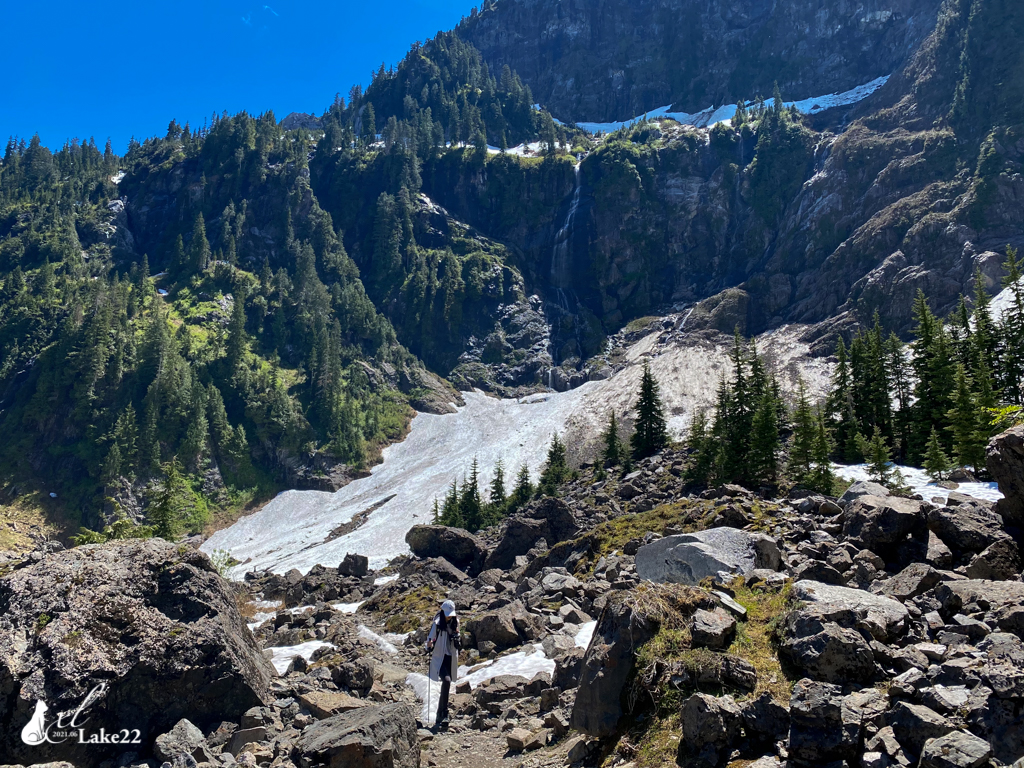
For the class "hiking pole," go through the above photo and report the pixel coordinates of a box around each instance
[426,648,432,727]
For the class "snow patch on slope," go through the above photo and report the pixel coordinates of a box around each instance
[834,464,1002,504]
[564,75,890,134]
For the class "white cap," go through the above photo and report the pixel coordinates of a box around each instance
[441,600,456,617]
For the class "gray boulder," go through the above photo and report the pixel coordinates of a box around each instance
[404,525,487,575]
[934,579,1024,615]
[839,480,891,504]
[485,498,579,570]
[919,730,992,768]
[842,494,925,555]
[928,501,1010,553]
[154,719,206,762]
[792,580,909,641]
[882,562,942,601]
[570,594,658,737]
[887,702,953,757]
[690,608,736,650]
[741,693,790,745]
[466,607,521,650]
[680,693,742,763]
[987,425,1024,526]
[338,553,369,578]
[965,538,1021,580]
[292,702,419,768]
[635,527,780,585]
[0,539,273,766]
[788,679,848,764]
[782,616,876,683]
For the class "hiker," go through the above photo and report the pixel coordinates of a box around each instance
[426,599,461,728]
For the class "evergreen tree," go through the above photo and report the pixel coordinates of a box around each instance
[601,411,622,467]
[923,427,952,482]
[539,433,568,495]
[862,427,902,489]
[188,213,211,274]
[999,246,1024,403]
[508,463,533,513]
[946,364,986,472]
[630,361,668,458]
[459,458,483,531]
[438,479,462,527]
[789,378,816,484]
[749,392,780,485]
[148,459,205,539]
[686,408,715,485]
[809,410,835,493]
[488,458,507,508]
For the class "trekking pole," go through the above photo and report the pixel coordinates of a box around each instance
[426,650,432,726]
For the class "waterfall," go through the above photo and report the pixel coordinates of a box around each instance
[551,162,582,293]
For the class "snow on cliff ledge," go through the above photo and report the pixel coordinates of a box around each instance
[563,75,890,134]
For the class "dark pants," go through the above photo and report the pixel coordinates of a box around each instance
[435,654,452,724]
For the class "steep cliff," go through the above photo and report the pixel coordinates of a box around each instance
[460,0,943,123]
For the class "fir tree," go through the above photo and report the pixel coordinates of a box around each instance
[809,410,835,493]
[946,364,986,472]
[686,408,715,485]
[630,361,668,458]
[188,213,211,274]
[539,433,568,495]
[459,458,483,531]
[923,427,952,482]
[601,411,622,467]
[749,392,780,485]
[508,463,533,512]
[489,458,507,508]
[789,378,816,484]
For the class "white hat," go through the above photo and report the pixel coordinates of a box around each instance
[441,600,456,617]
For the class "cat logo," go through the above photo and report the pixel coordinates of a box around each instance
[20,700,48,745]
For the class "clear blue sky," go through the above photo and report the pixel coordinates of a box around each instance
[1,1,477,152]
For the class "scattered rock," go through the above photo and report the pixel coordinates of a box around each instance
[690,608,736,650]
[919,730,993,768]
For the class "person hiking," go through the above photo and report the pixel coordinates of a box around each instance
[425,599,460,729]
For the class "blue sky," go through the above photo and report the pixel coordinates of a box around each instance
[1,1,477,152]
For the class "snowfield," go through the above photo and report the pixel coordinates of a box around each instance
[834,464,1002,504]
[564,75,890,134]
[204,323,833,577]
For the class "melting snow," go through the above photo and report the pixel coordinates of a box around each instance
[564,76,890,134]
[205,388,595,576]
[358,625,400,655]
[266,640,333,675]
[406,644,556,724]
[834,464,1002,504]
[374,574,399,586]
[990,281,1022,324]
[205,324,834,578]
[111,171,125,184]
[332,600,365,614]
[575,620,597,649]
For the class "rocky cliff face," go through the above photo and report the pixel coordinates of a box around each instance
[460,0,942,122]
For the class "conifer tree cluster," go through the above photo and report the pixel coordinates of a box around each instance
[435,456,534,532]
[824,249,1024,481]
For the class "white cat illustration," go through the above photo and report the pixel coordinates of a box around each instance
[20,700,48,746]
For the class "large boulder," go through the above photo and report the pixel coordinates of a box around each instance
[0,539,273,766]
[964,538,1022,580]
[792,580,909,641]
[934,579,1024,616]
[485,498,579,570]
[927,500,1010,554]
[679,693,742,764]
[635,527,780,585]
[842,495,925,556]
[988,425,1024,526]
[788,679,848,765]
[570,593,658,737]
[292,702,419,768]
[466,607,522,651]
[839,481,891,505]
[781,615,877,683]
[919,730,992,768]
[404,525,487,576]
